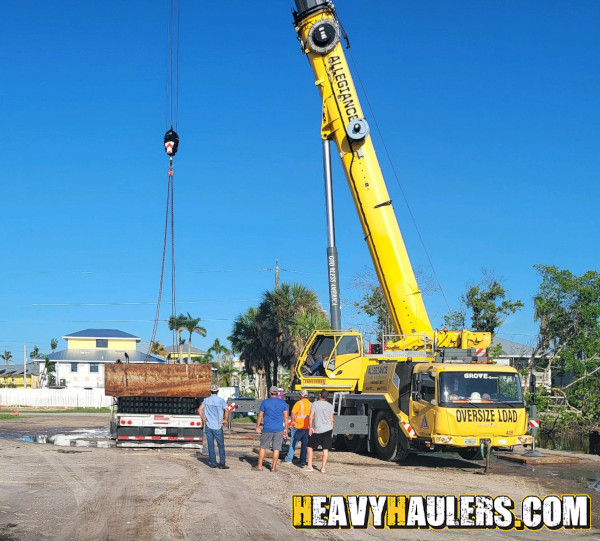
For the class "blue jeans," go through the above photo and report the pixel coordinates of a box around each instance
[204,426,226,466]
[284,427,309,464]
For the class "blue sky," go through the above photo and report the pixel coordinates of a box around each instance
[1,1,599,359]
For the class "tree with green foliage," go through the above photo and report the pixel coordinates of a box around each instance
[30,346,41,359]
[50,338,58,353]
[529,265,600,424]
[168,313,187,363]
[442,309,466,330]
[230,283,328,396]
[195,352,214,365]
[257,283,329,387]
[351,266,438,342]
[1,350,12,365]
[208,338,230,365]
[462,270,524,336]
[179,312,207,364]
[216,358,239,387]
[230,306,271,397]
[42,355,56,387]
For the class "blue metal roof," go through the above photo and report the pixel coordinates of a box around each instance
[41,349,166,363]
[62,329,141,340]
[0,363,40,376]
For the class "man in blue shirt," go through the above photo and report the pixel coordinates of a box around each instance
[254,386,289,472]
[198,384,230,469]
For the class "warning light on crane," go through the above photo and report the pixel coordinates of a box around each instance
[164,129,179,156]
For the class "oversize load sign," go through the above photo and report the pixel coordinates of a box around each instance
[291,495,590,530]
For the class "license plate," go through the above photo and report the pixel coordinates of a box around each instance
[464,438,477,446]
[155,428,167,435]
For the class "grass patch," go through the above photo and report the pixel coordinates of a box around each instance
[232,415,257,424]
[0,413,23,420]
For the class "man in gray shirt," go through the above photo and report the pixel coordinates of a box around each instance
[303,390,334,473]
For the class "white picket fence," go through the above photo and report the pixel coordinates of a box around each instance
[0,388,112,408]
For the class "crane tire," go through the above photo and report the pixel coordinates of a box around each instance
[373,410,408,462]
[458,448,484,461]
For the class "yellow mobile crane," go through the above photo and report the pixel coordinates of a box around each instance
[290,0,533,461]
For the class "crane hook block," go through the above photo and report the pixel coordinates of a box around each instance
[164,129,179,156]
[346,118,369,142]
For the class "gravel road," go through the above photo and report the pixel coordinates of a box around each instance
[0,414,598,540]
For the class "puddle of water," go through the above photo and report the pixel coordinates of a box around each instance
[17,428,108,446]
[540,468,600,492]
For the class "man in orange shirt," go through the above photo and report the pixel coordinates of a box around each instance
[282,389,311,466]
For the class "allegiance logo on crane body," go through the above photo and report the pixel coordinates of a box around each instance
[326,57,359,123]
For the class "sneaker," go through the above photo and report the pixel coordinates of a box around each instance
[209,464,218,469]
[302,466,314,471]
[251,466,263,471]
[282,460,292,464]
[320,468,326,473]
[218,465,229,470]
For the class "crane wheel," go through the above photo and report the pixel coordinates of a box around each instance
[343,433,367,453]
[457,448,484,461]
[373,410,409,462]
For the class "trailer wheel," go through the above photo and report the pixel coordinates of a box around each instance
[458,448,484,461]
[373,410,408,462]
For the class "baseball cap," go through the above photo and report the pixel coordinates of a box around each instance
[210,384,219,392]
[269,385,279,394]
[299,389,309,397]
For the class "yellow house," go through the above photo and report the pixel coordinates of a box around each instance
[0,364,40,389]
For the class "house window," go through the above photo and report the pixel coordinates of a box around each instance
[90,363,99,373]
[96,339,108,348]
[71,363,78,372]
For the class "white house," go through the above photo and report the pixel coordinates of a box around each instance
[37,329,166,389]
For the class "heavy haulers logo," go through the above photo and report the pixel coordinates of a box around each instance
[291,494,590,530]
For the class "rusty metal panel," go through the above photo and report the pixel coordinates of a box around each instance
[104,364,212,397]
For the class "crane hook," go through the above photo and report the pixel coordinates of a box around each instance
[164,129,179,157]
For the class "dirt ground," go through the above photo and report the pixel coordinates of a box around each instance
[0,413,599,541]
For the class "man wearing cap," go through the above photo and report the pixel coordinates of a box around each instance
[198,384,230,469]
[282,389,311,466]
[254,386,289,472]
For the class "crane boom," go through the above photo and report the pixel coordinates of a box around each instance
[293,0,489,351]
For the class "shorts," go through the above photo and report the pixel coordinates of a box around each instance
[307,429,333,450]
[260,431,284,451]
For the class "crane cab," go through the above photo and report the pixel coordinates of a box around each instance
[294,330,376,392]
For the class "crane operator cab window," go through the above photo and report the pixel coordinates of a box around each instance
[412,372,436,403]
[300,334,360,377]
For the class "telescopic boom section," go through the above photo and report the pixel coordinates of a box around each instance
[293,1,433,344]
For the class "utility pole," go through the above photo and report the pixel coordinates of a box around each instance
[23,345,27,390]
[275,259,279,290]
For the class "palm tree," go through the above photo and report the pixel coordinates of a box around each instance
[257,282,329,386]
[196,352,214,365]
[168,313,187,363]
[230,307,271,397]
[43,355,56,387]
[50,338,58,353]
[179,312,207,364]
[208,338,230,364]
[1,350,12,365]
[217,358,239,387]
[30,346,41,359]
